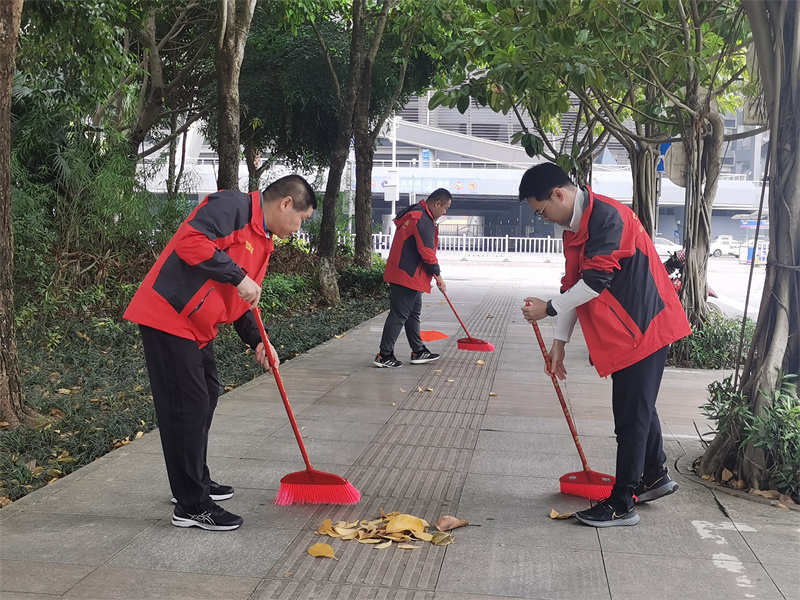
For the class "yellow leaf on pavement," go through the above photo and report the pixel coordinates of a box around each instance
[549,509,574,519]
[386,514,426,534]
[316,519,335,536]
[412,530,433,542]
[334,334,345,339]
[374,540,393,549]
[397,544,421,550]
[476,360,485,365]
[358,538,384,544]
[721,468,733,482]
[308,543,338,559]
[489,392,497,397]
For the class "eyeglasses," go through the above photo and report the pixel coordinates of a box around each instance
[534,188,559,219]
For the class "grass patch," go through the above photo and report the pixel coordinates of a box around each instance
[1,295,389,503]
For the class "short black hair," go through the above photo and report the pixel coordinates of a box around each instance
[518,163,574,202]
[427,188,452,205]
[263,174,318,211]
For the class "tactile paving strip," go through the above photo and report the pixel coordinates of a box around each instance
[263,281,519,593]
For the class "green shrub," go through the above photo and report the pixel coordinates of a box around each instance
[338,256,388,299]
[668,313,756,369]
[260,273,315,318]
[702,373,800,498]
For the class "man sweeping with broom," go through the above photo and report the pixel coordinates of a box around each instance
[124,175,316,530]
[518,163,691,527]
[374,188,452,368]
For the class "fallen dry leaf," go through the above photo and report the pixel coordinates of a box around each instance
[773,502,789,510]
[779,494,795,505]
[399,388,407,393]
[358,538,384,544]
[732,479,746,490]
[750,489,781,499]
[334,334,345,339]
[486,313,494,318]
[721,468,733,482]
[446,379,454,383]
[56,388,72,395]
[0,496,12,507]
[0,421,10,428]
[316,519,335,535]
[476,360,485,365]
[374,540,393,549]
[549,509,574,519]
[412,530,433,542]
[701,474,715,482]
[435,516,469,531]
[430,531,455,546]
[417,387,424,393]
[489,392,497,397]
[308,543,338,559]
[433,369,442,372]
[386,513,427,534]
[397,544,421,550]
[425,387,433,392]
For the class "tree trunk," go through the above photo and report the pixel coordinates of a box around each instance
[699,0,800,490]
[0,0,37,428]
[352,49,376,269]
[215,0,256,190]
[629,144,658,238]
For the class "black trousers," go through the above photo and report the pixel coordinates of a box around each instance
[139,325,220,512]
[379,283,424,356]
[609,344,669,511]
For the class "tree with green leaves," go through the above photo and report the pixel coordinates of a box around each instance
[699,0,799,495]
[431,0,754,329]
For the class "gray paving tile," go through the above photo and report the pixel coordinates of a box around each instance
[0,592,61,599]
[0,560,95,596]
[738,522,800,566]
[292,405,398,424]
[468,449,616,481]
[475,430,617,457]
[61,566,260,599]
[244,438,368,465]
[603,551,784,600]
[0,512,155,565]
[106,517,300,577]
[762,562,800,599]
[433,594,531,600]
[253,581,434,599]
[226,486,319,529]
[436,527,610,599]
[266,527,445,590]
[19,475,173,520]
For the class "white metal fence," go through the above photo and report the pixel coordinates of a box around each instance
[292,232,562,259]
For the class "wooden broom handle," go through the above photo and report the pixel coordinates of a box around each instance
[529,314,591,472]
[253,308,313,471]
[442,290,475,340]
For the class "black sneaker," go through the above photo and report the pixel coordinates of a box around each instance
[634,470,679,503]
[574,499,640,527]
[171,480,234,504]
[172,503,243,531]
[410,347,440,364]
[374,353,403,368]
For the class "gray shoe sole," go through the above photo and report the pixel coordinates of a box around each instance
[171,515,241,531]
[410,356,440,364]
[574,511,640,527]
[636,480,679,503]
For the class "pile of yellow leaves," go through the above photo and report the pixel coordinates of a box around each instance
[309,509,461,559]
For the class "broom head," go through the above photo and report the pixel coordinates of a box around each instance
[559,469,615,501]
[456,337,495,352]
[274,468,361,506]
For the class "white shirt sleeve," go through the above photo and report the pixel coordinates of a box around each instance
[550,279,600,343]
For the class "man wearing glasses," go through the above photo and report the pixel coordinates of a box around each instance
[518,163,691,527]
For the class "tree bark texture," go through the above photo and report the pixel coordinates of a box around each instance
[215,0,256,190]
[629,145,658,238]
[700,0,800,490]
[0,0,37,427]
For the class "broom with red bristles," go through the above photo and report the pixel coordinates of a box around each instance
[442,291,495,352]
[253,308,361,506]
[530,318,615,500]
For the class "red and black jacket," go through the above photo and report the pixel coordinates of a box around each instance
[563,186,691,377]
[124,190,273,349]
[383,200,440,293]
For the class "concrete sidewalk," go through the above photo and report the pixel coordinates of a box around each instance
[1,265,798,600]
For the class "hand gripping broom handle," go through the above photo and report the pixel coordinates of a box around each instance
[253,308,313,471]
[442,290,475,340]
[530,320,591,473]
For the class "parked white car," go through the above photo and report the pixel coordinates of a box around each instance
[709,236,741,257]
[653,237,683,258]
